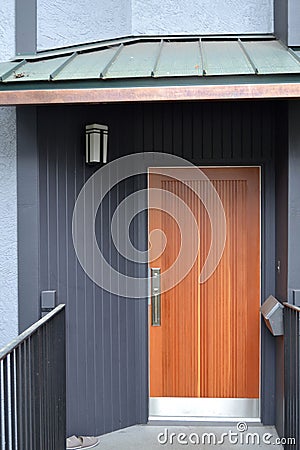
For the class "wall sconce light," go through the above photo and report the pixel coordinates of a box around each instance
[85,124,108,164]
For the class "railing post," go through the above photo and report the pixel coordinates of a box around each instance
[0,304,66,450]
[283,303,300,449]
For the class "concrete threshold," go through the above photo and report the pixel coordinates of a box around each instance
[91,423,284,449]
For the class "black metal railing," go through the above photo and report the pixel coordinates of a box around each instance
[284,302,300,449]
[0,304,66,450]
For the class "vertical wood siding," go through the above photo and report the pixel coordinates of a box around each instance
[37,100,276,435]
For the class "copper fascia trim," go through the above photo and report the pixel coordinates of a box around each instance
[0,83,300,105]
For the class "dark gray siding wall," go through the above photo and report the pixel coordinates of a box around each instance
[274,0,300,46]
[17,107,40,330]
[274,0,288,45]
[287,102,300,302]
[33,101,277,435]
[15,0,37,55]
[274,101,300,437]
[37,105,148,436]
[275,102,288,437]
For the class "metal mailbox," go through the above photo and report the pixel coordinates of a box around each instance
[260,295,284,336]
[41,290,57,317]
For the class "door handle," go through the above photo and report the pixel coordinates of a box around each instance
[151,268,161,326]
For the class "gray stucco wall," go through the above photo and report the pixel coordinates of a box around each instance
[37,0,132,50]
[0,2,18,349]
[37,0,273,50]
[132,0,273,35]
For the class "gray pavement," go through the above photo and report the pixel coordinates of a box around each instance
[91,424,285,449]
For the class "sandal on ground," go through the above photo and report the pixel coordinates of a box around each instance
[66,435,99,449]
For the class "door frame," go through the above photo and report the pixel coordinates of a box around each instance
[147,165,262,422]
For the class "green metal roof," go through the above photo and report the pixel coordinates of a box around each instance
[1,36,300,84]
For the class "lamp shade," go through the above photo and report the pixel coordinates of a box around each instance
[85,124,108,163]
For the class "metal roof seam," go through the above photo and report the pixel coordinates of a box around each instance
[237,39,258,75]
[100,44,124,78]
[49,52,78,81]
[199,39,206,76]
[0,60,27,82]
[277,39,300,66]
[198,38,204,77]
[151,40,164,77]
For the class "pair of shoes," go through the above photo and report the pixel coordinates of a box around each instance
[66,435,100,449]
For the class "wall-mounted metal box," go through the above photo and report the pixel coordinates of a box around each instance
[41,290,56,317]
[260,295,284,336]
[292,289,300,307]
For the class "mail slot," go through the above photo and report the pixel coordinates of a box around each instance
[260,295,284,336]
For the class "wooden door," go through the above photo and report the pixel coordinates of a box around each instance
[149,167,260,400]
